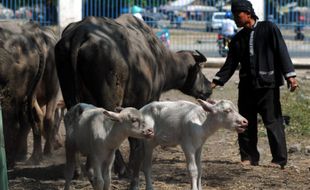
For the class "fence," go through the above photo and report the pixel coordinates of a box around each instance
[0,0,57,25]
[0,0,309,58]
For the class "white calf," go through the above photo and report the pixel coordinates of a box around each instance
[64,103,154,190]
[129,99,248,190]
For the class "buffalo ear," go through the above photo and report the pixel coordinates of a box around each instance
[197,99,215,113]
[192,50,207,63]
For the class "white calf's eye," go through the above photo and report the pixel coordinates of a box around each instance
[225,108,232,113]
[131,118,139,125]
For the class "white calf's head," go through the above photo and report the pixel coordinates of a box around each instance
[197,99,248,133]
[103,107,154,138]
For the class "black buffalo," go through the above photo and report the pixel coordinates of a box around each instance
[55,14,212,176]
[23,22,62,162]
[0,21,59,166]
[0,23,45,167]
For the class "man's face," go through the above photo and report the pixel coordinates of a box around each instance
[233,11,251,28]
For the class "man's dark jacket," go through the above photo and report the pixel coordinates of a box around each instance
[213,21,296,88]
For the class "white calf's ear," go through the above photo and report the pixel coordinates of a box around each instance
[206,99,217,105]
[197,99,215,113]
[103,110,122,122]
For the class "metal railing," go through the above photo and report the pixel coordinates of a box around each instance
[0,0,309,58]
[0,0,57,26]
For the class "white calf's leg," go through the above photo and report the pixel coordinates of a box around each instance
[64,161,75,190]
[64,144,77,190]
[102,153,114,190]
[86,156,95,186]
[93,159,104,190]
[143,144,156,190]
[195,147,203,190]
[184,149,199,190]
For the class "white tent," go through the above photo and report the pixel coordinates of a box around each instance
[186,5,218,12]
[170,0,195,7]
[160,0,195,12]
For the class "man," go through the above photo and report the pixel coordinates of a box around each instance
[211,0,298,169]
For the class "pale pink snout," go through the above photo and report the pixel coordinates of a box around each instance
[236,119,248,133]
[143,128,154,138]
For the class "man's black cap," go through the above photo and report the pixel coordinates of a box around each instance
[231,0,259,20]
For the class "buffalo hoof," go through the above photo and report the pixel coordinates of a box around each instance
[129,181,140,190]
[52,137,64,150]
[7,159,16,169]
[27,154,43,165]
[15,154,28,162]
[116,167,132,179]
[43,144,53,156]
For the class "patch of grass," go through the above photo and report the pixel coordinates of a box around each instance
[281,80,310,136]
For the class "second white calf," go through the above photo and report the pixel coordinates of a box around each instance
[129,99,248,190]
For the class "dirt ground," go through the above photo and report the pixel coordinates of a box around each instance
[8,68,310,190]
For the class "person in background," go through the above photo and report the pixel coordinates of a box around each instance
[211,0,298,169]
[220,11,238,50]
[221,11,238,39]
[131,5,143,21]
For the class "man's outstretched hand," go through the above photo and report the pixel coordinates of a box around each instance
[211,82,217,89]
[287,77,298,92]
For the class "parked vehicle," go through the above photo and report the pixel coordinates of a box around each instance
[14,4,57,25]
[142,12,167,28]
[15,7,33,19]
[206,12,226,32]
[0,4,14,19]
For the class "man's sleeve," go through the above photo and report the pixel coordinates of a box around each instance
[273,24,296,79]
[213,49,239,86]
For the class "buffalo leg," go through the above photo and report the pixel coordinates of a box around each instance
[113,138,143,179]
[128,137,144,176]
[15,106,33,162]
[28,123,43,164]
[52,106,65,150]
[113,149,129,178]
[28,101,44,164]
[15,124,31,162]
[43,101,57,155]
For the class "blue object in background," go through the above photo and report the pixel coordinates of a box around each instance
[156,28,170,48]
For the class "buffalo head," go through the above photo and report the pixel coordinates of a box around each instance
[180,50,212,99]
